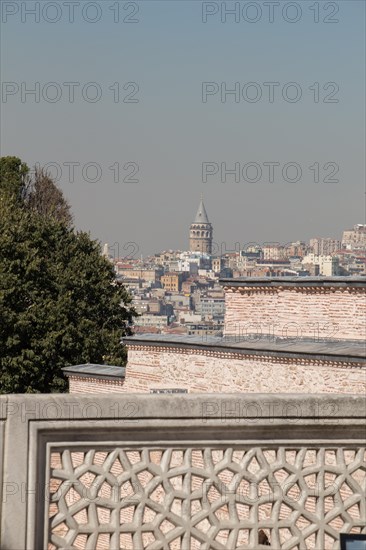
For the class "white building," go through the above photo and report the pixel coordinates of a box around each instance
[134,315,169,329]
[302,254,340,276]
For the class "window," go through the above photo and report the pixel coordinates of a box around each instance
[340,535,366,550]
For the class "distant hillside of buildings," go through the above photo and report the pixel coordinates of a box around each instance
[103,204,366,335]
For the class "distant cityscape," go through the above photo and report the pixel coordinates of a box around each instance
[102,198,366,337]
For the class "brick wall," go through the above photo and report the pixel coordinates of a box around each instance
[67,279,365,396]
[68,376,125,394]
[223,286,365,341]
[121,346,365,395]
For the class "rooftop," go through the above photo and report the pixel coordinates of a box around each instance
[193,198,210,224]
[124,334,366,364]
[219,276,366,288]
[62,363,125,380]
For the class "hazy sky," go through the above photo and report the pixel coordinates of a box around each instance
[1,0,365,257]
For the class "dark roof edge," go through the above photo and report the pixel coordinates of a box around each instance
[219,277,366,287]
[62,367,125,381]
[123,337,365,364]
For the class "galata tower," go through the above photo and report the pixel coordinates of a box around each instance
[189,197,213,254]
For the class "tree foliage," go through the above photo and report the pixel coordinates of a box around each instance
[0,157,136,393]
[0,156,29,201]
[0,157,73,226]
[25,166,73,227]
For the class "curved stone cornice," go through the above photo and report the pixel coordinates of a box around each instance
[127,344,365,369]
[69,375,124,385]
[224,285,365,294]
[220,277,366,294]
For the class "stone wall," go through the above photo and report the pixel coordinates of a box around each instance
[122,344,365,395]
[1,394,365,549]
[222,280,365,341]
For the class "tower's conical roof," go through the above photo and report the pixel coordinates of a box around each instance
[194,197,210,224]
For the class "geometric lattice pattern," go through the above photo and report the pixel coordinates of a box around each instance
[48,447,366,550]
